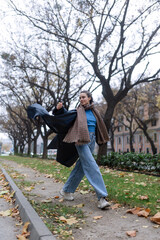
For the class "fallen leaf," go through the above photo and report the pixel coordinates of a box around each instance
[126,230,136,237]
[135,182,147,187]
[73,203,85,208]
[119,173,125,177]
[54,196,60,199]
[59,216,67,223]
[16,235,28,240]
[126,207,143,215]
[22,222,30,234]
[93,216,103,220]
[45,174,53,178]
[111,203,121,209]
[66,217,78,225]
[24,186,34,192]
[139,195,149,200]
[59,216,78,225]
[41,198,52,203]
[137,208,151,218]
[80,190,89,195]
[0,209,11,216]
[150,212,160,225]
[0,190,9,195]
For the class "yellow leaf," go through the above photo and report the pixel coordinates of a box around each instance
[24,186,34,192]
[0,209,11,216]
[0,190,9,195]
[80,190,89,195]
[59,216,67,223]
[66,217,78,225]
[16,235,28,240]
[45,174,53,178]
[22,222,30,234]
[93,216,103,220]
[73,203,85,208]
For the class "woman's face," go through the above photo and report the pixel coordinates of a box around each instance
[79,93,91,106]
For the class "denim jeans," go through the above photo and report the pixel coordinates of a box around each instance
[63,132,108,200]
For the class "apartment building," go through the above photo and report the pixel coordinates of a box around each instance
[114,106,160,154]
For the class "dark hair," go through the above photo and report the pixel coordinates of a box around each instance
[80,90,93,104]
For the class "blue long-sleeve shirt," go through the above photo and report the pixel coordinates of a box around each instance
[85,109,97,132]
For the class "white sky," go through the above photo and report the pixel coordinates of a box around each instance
[0,0,160,137]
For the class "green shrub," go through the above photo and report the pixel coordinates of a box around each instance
[99,152,160,174]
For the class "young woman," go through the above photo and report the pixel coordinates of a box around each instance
[56,90,110,209]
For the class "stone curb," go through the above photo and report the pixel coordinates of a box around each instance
[1,168,56,240]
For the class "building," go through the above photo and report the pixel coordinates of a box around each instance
[114,105,160,154]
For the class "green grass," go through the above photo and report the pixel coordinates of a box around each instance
[0,155,160,215]
[31,201,85,239]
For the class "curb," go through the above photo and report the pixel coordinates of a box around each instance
[1,168,56,240]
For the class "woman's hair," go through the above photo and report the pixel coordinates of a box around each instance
[80,90,93,104]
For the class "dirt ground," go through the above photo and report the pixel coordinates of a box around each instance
[0,158,160,240]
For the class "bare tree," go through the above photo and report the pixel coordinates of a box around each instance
[7,0,160,158]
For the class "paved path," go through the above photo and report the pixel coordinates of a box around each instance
[0,190,21,240]
[0,158,160,240]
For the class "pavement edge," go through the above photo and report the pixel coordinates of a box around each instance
[1,167,56,240]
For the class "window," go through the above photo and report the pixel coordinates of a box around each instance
[118,137,121,144]
[127,136,130,144]
[127,148,129,152]
[139,135,142,143]
[151,119,157,126]
[154,133,157,142]
[146,148,149,153]
[118,115,124,122]
[125,126,128,131]
[139,148,142,153]
[118,126,122,132]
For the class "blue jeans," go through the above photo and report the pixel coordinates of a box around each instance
[63,132,108,200]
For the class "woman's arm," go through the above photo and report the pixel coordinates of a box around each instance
[52,102,68,115]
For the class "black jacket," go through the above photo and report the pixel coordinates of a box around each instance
[27,103,78,167]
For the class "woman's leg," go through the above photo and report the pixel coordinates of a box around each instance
[63,159,85,193]
[76,143,108,200]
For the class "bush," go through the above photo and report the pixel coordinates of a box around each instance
[99,152,160,174]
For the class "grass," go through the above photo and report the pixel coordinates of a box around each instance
[0,155,160,216]
[31,201,85,239]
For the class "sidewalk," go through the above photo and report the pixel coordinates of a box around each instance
[0,158,160,240]
[0,197,21,240]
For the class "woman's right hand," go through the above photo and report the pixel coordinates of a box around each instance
[56,102,63,110]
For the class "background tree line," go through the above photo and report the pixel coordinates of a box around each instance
[0,0,160,159]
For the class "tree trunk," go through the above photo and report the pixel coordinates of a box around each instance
[42,137,48,159]
[27,138,31,155]
[129,131,134,152]
[97,144,107,165]
[143,129,157,154]
[33,138,37,155]
[13,138,18,154]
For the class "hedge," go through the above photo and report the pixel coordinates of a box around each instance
[99,152,160,174]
